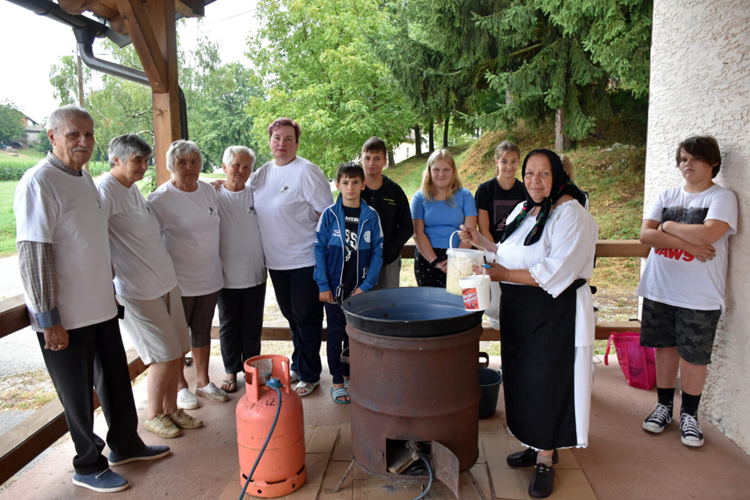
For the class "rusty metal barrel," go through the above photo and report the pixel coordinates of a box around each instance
[342,287,483,481]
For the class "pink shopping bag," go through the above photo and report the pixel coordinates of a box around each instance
[604,331,657,390]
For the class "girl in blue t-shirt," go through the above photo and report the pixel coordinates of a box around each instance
[411,149,478,287]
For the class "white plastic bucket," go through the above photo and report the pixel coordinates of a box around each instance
[445,231,485,296]
[459,274,491,311]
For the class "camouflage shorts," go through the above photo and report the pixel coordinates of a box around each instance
[640,298,721,366]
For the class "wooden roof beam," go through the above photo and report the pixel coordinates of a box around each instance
[113,0,168,92]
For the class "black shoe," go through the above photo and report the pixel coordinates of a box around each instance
[643,403,672,433]
[506,448,559,468]
[528,463,556,499]
[679,409,705,447]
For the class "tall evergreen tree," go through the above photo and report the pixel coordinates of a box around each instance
[378,0,652,149]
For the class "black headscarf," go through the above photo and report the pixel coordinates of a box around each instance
[500,149,587,246]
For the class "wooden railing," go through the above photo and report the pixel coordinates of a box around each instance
[0,240,649,485]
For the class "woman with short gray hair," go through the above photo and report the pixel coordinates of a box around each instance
[99,134,202,438]
[215,146,267,392]
[148,140,228,410]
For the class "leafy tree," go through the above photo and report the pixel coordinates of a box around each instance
[49,44,151,158]
[0,101,26,144]
[33,129,53,153]
[49,55,92,106]
[247,0,416,177]
[181,39,267,169]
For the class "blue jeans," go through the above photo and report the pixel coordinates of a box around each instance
[269,266,323,384]
[324,302,350,384]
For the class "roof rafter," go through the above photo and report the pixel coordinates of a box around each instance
[113,0,168,91]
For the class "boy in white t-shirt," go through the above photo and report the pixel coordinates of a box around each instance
[637,136,738,448]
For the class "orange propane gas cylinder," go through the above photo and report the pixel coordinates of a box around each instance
[236,355,306,498]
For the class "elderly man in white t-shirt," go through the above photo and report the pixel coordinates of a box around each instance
[99,134,202,439]
[14,106,169,493]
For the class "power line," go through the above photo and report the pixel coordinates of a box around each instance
[197,0,283,27]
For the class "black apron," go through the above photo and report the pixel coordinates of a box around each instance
[499,278,586,450]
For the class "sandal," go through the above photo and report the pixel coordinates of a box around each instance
[344,379,350,390]
[294,380,319,397]
[221,376,237,393]
[331,387,350,404]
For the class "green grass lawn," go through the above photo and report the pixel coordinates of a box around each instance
[0,181,18,257]
[16,148,46,160]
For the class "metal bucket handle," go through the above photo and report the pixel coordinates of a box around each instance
[479,351,489,369]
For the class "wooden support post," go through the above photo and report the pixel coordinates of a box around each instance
[148,0,181,187]
[114,0,180,187]
[108,0,180,186]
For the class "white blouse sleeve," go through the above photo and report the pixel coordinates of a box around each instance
[529,203,598,298]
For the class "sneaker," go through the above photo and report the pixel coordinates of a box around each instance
[109,445,171,466]
[72,468,129,493]
[643,403,672,433]
[680,410,705,447]
[506,448,558,468]
[177,388,199,410]
[169,408,204,429]
[195,382,230,403]
[145,413,181,439]
[528,463,556,498]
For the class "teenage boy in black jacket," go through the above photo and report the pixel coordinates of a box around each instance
[360,137,414,289]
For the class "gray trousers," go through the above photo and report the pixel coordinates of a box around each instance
[371,257,401,290]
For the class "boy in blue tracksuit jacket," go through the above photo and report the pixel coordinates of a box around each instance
[314,162,383,404]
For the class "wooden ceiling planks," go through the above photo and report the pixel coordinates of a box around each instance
[58,0,205,21]
[58,0,119,18]
[176,0,204,17]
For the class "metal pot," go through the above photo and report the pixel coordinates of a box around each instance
[342,287,483,337]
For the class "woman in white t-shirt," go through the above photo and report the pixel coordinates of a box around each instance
[148,140,228,410]
[215,146,267,393]
[249,117,333,397]
[99,134,201,438]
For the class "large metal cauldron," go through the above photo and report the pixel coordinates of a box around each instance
[343,287,483,482]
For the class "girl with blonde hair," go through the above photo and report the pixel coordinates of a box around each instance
[410,149,477,287]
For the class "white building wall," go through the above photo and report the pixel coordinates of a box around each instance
[645,0,750,452]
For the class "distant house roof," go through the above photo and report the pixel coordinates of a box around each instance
[21,114,41,127]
